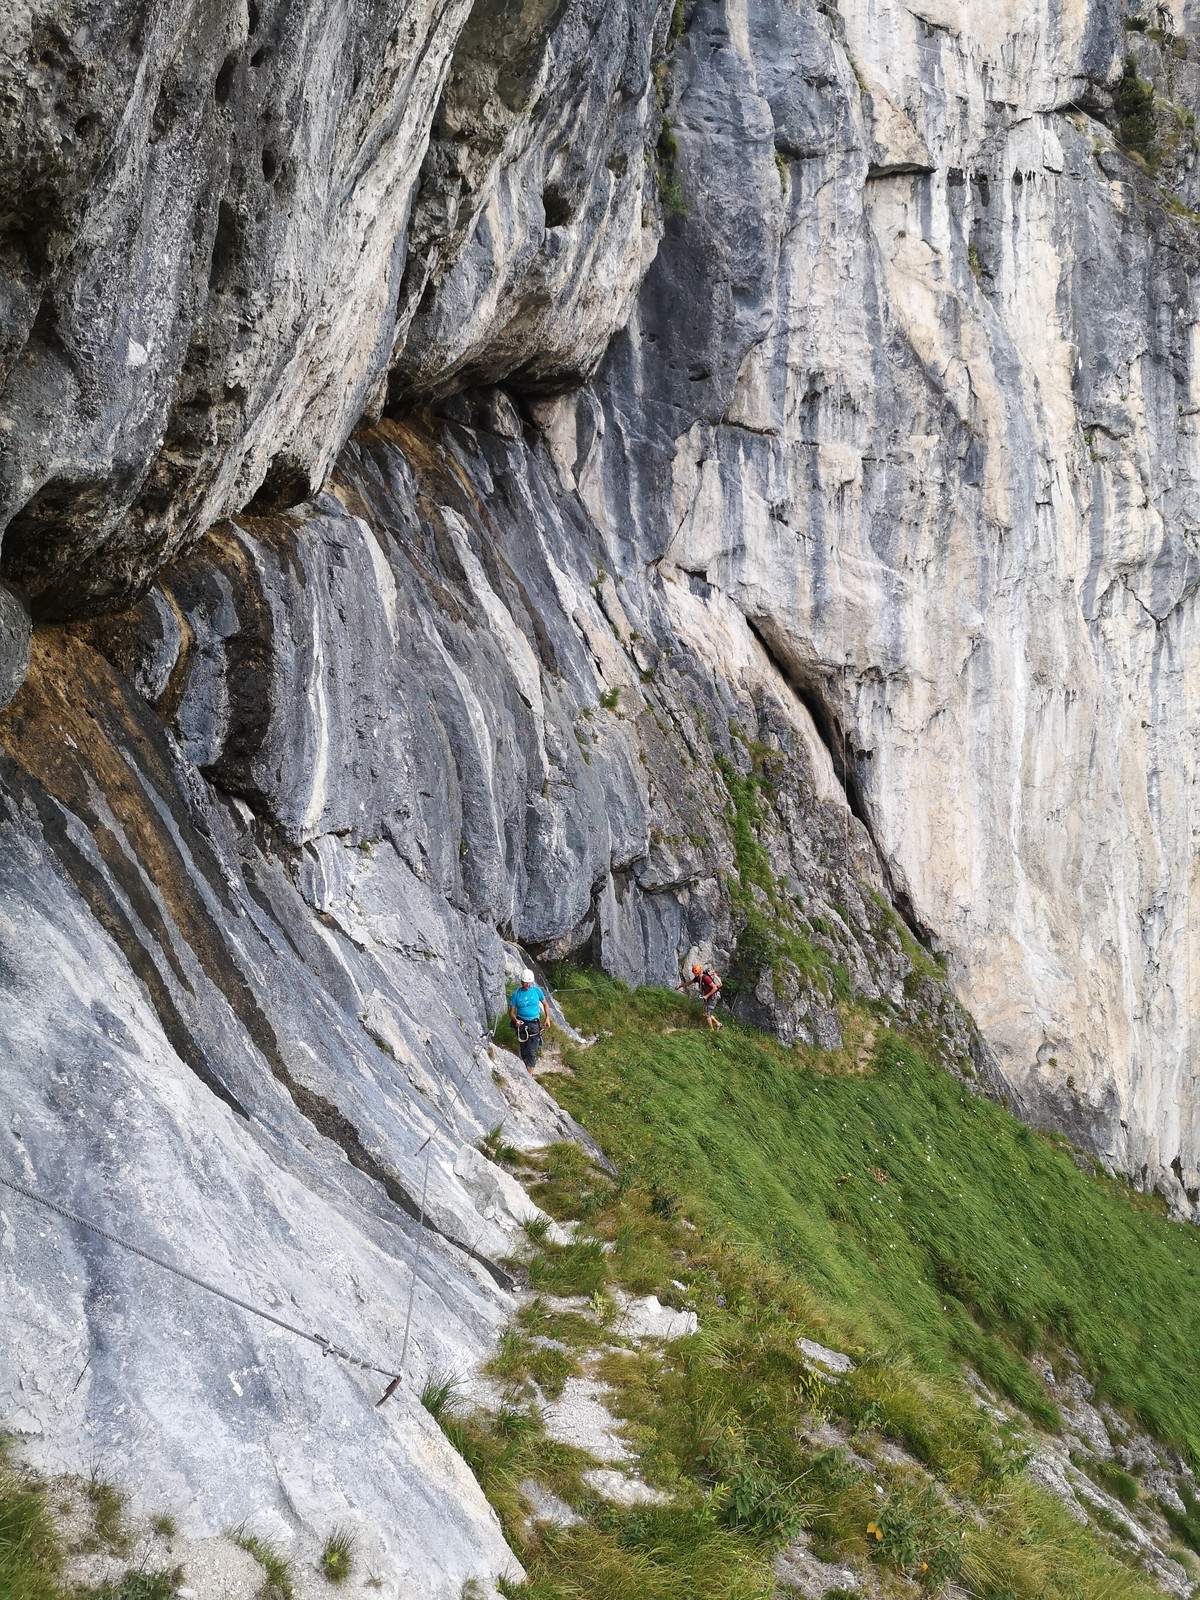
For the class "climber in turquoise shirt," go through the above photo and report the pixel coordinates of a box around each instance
[509,969,549,1072]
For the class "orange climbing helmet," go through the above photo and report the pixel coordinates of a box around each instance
[692,963,702,975]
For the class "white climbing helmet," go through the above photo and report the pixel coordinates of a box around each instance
[521,968,535,986]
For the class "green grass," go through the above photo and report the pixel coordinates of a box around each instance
[527,1241,608,1298]
[420,1371,465,1422]
[1161,1480,1200,1554]
[230,1529,294,1600]
[479,1123,520,1166]
[0,1446,63,1600]
[88,1572,182,1600]
[459,1126,1166,1600]
[486,1328,580,1400]
[715,754,844,1001]
[1114,54,1157,162]
[547,971,1200,1463]
[321,1527,355,1585]
[84,1475,129,1554]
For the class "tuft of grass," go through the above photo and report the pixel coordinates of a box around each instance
[527,1240,608,1298]
[0,1445,63,1600]
[522,1214,552,1246]
[420,1370,465,1422]
[1089,1456,1141,1508]
[599,688,620,711]
[486,1328,579,1399]
[479,1122,520,1166]
[150,1514,177,1539]
[1161,1480,1200,1553]
[92,1571,183,1600]
[85,1474,130,1554]
[231,1529,295,1600]
[321,1526,355,1585]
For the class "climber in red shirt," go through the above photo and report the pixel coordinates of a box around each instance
[677,962,723,1030]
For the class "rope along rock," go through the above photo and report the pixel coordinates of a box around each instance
[0,1171,401,1395]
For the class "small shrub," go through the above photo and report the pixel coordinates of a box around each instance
[1114,56,1157,160]
[321,1526,355,1584]
[600,688,620,711]
[721,1460,811,1540]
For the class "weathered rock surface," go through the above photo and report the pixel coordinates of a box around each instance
[0,404,931,1587]
[0,0,661,618]
[560,0,1200,1207]
[4,0,1200,1587]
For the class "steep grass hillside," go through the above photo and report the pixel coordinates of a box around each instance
[7,975,1199,1600]
[464,973,1200,1600]
[548,974,1200,1459]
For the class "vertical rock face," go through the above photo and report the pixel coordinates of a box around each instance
[560,0,1200,1203]
[0,403,954,1585]
[4,0,1200,1582]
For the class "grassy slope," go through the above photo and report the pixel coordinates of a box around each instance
[463,974,1200,1600]
[548,972,1200,1462]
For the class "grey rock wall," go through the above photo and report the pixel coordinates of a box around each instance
[0,401,951,1587]
[0,0,662,619]
[5,0,1200,1583]
[565,0,1200,1208]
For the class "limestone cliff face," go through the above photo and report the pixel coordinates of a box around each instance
[2,0,1200,1587]
[0,0,659,618]
[598,0,1200,1202]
